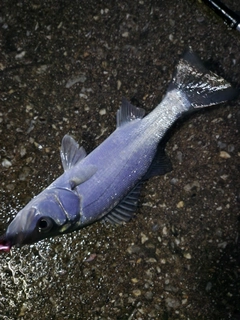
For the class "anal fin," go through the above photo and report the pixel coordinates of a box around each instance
[143,143,172,180]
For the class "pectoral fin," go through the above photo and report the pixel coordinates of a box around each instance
[69,165,97,190]
[61,134,87,171]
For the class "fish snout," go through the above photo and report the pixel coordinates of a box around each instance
[0,207,38,249]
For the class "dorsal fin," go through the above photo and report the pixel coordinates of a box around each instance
[60,134,87,171]
[116,98,145,128]
[102,183,142,224]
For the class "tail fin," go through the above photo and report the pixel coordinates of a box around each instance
[168,50,239,109]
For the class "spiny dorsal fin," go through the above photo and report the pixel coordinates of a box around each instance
[102,183,142,224]
[116,98,145,128]
[60,134,87,171]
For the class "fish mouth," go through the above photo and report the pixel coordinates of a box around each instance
[0,234,12,253]
[0,230,33,251]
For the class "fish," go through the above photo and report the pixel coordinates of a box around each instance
[0,50,238,252]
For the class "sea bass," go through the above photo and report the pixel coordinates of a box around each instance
[0,50,238,252]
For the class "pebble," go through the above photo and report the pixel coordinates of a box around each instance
[122,31,129,38]
[145,269,154,278]
[2,159,12,168]
[205,282,212,292]
[6,184,15,190]
[18,303,28,316]
[169,19,175,27]
[220,174,228,180]
[127,245,141,254]
[141,233,148,244]
[176,151,183,163]
[146,258,157,263]
[170,178,178,185]
[169,34,174,42]
[145,291,153,300]
[152,224,160,232]
[156,267,161,273]
[155,248,161,257]
[165,285,179,293]
[26,104,33,112]
[79,93,88,99]
[184,181,200,192]
[65,74,86,88]
[100,8,109,14]
[20,147,27,157]
[34,142,43,150]
[162,226,168,235]
[175,238,180,246]
[183,252,191,259]
[217,241,227,249]
[99,108,106,116]
[177,201,184,208]
[227,144,235,152]
[196,15,205,23]
[84,253,97,262]
[36,65,49,74]
[217,141,227,149]
[15,51,26,59]
[117,80,122,90]
[132,289,141,297]
[215,228,223,237]
[145,242,155,249]
[219,151,231,159]
[19,167,31,181]
[166,297,180,309]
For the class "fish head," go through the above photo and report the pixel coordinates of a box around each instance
[0,188,81,251]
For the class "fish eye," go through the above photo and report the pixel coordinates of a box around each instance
[38,217,53,233]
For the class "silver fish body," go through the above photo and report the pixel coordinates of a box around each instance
[0,50,238,251]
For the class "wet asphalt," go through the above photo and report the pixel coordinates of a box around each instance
[0,0,240,319]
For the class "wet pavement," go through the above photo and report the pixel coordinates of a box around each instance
[0,0,240,319]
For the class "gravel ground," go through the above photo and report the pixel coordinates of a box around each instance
[0,1,240,319]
